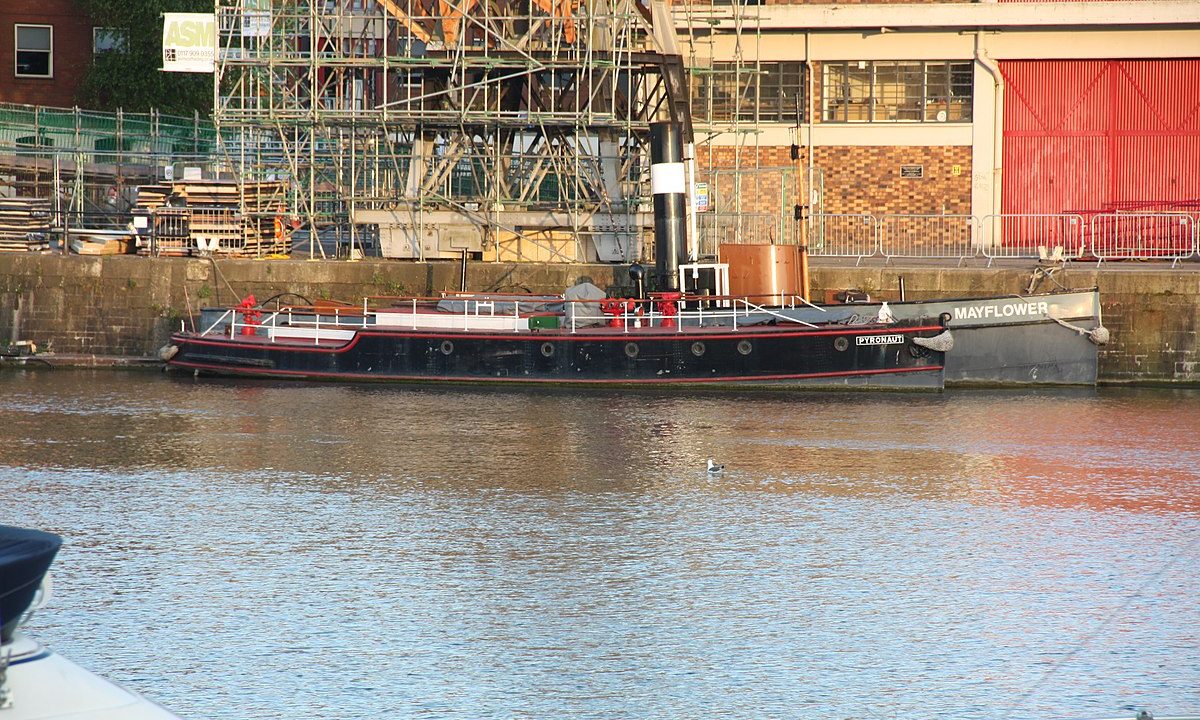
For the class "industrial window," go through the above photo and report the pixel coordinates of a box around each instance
[691,61,807,124]
[15,25,53,78]
[93,28,129,54]
[823,61,972,123]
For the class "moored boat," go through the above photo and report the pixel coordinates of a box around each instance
[767,288,1105,386]
[164,293,951,390]
[184,284,1103,388]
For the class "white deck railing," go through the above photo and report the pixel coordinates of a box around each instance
[195,294,831,341]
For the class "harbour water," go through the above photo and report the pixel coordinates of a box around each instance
[2,369,1199,720]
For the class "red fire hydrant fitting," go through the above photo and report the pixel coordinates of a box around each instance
[238,294,261,336]
[599,299,638,328]
[652,291,682,328]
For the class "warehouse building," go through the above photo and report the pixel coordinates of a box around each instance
[679,1,1200,256]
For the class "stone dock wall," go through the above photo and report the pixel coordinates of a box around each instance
[2,254,1198,384]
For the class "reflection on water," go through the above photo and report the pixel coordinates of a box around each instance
[2,370,1199,719]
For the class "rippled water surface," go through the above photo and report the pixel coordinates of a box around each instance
[2,369,1199,719]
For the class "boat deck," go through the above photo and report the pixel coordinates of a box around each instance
[210,318,933,349]
[195,294,915,347]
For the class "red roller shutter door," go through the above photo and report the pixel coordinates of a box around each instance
[1000,59,1200,216]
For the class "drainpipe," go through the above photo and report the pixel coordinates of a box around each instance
[806,32,815,221]
[803,32,815,302]
[975,30,1003,249]
[685,140,699,262]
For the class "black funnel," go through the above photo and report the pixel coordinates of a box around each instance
[650,121,686,291]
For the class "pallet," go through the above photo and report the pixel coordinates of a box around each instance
[132,180,290,257]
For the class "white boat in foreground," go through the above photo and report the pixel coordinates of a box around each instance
[0,525,181,720]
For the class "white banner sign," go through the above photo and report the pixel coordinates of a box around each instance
[162,13,215,73]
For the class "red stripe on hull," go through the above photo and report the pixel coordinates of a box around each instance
[166,360,943,385]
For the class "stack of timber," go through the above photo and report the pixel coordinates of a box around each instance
[132,180,288,257]
[0,197,52,252]
[67,228,134,255]
[133,184,171,210]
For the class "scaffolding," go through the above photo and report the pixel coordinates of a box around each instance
[213,0,688,262]
[676,0,822,256]
[0,103,220,220]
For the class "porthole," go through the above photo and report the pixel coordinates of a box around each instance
[737,339,753,356]
[541,342,555,357]
[624,342,640,358]
[834,336,849,352]
[440,340,454,355]
[691,341,706,357]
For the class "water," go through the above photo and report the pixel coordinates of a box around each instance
[2,369,1199,720]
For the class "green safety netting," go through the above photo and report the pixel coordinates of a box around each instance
[0,103,225,157]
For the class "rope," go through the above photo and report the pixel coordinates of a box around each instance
[1014,290,1110,346]
[1049,315,1110,345]
[206,256,240,307]
[1026,263,1069,294]
[1006,532,1200,712]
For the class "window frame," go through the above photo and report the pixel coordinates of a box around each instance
[822,60,973,124]
[15,24,54,78]
[692,60,807,125]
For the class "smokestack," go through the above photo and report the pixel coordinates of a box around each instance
[650,121,686,291]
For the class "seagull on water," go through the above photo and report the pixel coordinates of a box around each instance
[707,459,725,474]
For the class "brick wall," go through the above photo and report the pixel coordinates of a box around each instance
[697,144,973,216]
[1,0,95,107]
[696,145,802,219]
[817,145,972,215]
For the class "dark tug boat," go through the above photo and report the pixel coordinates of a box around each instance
[163,295,951,390]
[164,121,951,390]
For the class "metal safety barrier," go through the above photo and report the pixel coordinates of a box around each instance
[1090,213,1197,267]
[189,207,243,254]
[697,212,795,257]
[980,214,1086,266]
[809,213,879,264]
[879,214,977,264]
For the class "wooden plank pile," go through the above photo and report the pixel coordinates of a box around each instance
[133,184,171,210]
[0,197,52,252]
[67,229,134,255]
[131,180,289,257]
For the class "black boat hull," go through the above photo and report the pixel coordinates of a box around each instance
[0,526,62,644]
[166,325,946,390]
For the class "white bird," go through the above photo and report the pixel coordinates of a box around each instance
[707,459,725,474]
[875,301,895,324]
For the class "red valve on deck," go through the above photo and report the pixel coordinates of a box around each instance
[238,294,261,336]
[599,299,638,328]
[652,291,682,328]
